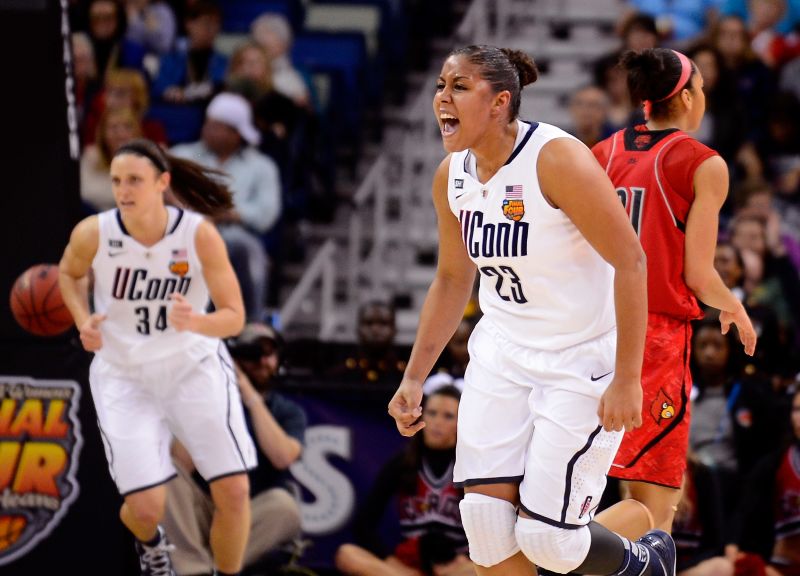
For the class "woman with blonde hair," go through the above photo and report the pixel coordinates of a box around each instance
[84,68,167,146]
[81,107,143,211]
[226,40,309,194]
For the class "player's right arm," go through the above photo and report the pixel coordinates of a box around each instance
[684,155,756,356]
[59,216,105,351]
[388,156,476,437]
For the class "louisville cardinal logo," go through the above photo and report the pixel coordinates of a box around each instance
[650,388,675,425]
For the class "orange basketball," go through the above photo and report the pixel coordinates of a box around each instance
[9,264,74,337]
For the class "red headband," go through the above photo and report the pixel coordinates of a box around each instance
[642,50,693,120]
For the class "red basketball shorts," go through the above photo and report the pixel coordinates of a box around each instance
[609,314,692,489]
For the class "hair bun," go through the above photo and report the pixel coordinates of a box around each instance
[502,48,539,86]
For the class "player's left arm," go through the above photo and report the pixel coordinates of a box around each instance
[685,155,756,355]
[170,219,245,337]
[539,137,648,432]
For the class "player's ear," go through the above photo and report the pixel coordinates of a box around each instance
[492,90,511,117]
[680,87,692,111]
[158,170,171,192]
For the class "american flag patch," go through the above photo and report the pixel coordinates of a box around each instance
[505,185,523,198]
[172,248,188,258]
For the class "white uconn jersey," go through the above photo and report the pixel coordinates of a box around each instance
[92,207,217,365]
[448,121,615,350]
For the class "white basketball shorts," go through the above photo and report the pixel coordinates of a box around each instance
[454,319,623,527]
[89,342,257,496]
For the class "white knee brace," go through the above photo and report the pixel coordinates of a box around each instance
[515,516,591,574]
[459,493,520,567]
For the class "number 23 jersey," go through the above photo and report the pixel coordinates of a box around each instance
[92,206,217,366]
[448,121,615,351]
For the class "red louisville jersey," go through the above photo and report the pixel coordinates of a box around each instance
[397,459,467,551]
[774,444,800,541]
[593,125,717,320]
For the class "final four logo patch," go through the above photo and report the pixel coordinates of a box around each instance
[169,248,189,277]
[502,184,524,221]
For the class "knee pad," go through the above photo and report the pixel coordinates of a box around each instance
[459,493,520,567]
[515,516,591,574]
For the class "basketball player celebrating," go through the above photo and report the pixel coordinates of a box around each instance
[592,48,757,534]
[388,45,674,576]
[59,139,257,576]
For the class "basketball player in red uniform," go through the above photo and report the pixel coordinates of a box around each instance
[592,48,757,534]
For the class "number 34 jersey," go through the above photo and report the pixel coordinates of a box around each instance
[447,120,615,351]
[92,206,217,366]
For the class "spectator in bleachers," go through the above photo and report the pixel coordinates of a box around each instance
[708,15,777,148]
[725,386,800,575]
[326,300,407,385]
[689,313,783,498]
[83,68,167,146]
[685,44,753,184]
[336,385,476,576]
[124,0,177,56]
[171,92,281,322]
[152,0,227,105]
[736,180,800,268]
[72,31,101,130]
[779,54,800,99]
[225,38,327,237]
[164,323,305,575]
[672,453,733,576]
[729,211,800,350]
[568,85,614,149]
[593,13,660,89]
[250,13,311,108]
[81,107,143,211]
[225,41,304,189]
[750,0,800,68]
[593,13,658,129]
[713,240,787,377]
[85,0,146,79]
[623,0,721,44]
[755,91,800,195]
[721,0,800,34]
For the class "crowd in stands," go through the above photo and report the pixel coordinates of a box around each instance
[64,0,800,574]
[567,3,800,576]
[69,0,460,323]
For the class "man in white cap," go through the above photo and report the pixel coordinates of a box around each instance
[172,92,282,322]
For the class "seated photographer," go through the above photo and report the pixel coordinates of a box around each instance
[164,323,306,575]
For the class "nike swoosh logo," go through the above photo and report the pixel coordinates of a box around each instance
[590,370,613,381]
[108,251,126,257]
[455,192,466,199]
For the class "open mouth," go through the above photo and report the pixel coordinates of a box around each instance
[440,113,460,136]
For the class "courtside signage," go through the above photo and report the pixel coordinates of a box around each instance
[0,377,82,565]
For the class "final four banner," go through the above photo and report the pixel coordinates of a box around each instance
[284,384,408,569]
[0,377,82,566]
[0,369,413,572]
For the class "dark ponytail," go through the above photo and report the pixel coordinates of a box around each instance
[620,48,695,119]
[450,45,538,120]
[114,139,234,216]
